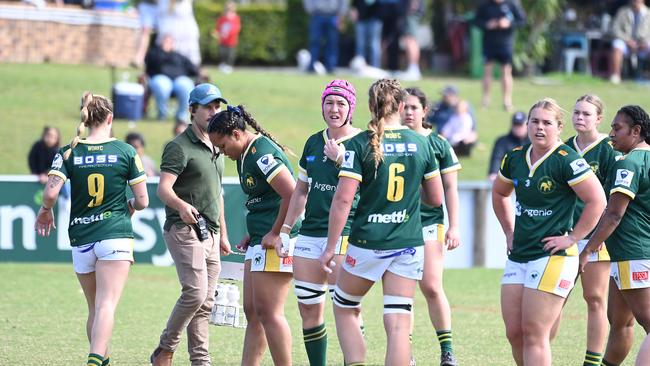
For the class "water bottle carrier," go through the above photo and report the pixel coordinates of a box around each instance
[209,281,247,329]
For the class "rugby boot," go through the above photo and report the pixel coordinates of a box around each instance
[440,351,458,366]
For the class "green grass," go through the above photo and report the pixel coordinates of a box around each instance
[2,63,650,179]
[0,263,645,365]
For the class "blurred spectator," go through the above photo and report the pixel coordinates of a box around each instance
[609,0,650,84]
[173,119,189,136]
[145,34,198,122]
[474,0,525,111]
[350,0,383,68]
[133,0,158,68]
[125,132,159,177]
[440,100,477,156]
[212,1,241,74]
[157,0,201,67]
[379,0,407,72]
[396,0,425,81]
[427,85,476,133]
[28,127,60,184]
[488,111,529,181]
[303,0,349,73]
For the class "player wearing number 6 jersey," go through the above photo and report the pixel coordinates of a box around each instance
[319,79,444,366]
[35,92,149,366]
[493,98,606,366]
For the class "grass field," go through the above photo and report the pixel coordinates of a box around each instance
[0,263,645,365]
[1,63,650,178]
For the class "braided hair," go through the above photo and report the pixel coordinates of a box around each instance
[207,105,292,154]
[367,78,406,170]
[617,105,650,144]
[63,91,113,160]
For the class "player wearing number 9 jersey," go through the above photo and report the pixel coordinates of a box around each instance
[320,79,444,366]
[35,92,149,366]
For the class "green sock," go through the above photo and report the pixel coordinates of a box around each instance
[303,323,327,366]
[101,357,110,366]
[583,350,602,365]
[87,353,103,366]
[437,330,454,354]
[601,359,617,366]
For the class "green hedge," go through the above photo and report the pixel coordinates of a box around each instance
[194,0,308,65]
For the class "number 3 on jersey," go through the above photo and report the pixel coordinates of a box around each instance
[87,173,105,207]
[387,163,405,202]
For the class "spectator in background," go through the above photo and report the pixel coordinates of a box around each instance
[156,0,201,67]
[427,85,476,134]
[125,132,159,177]
[350,0,383,68]
[303,0,349,74]
[212,1,241,74]
[145,34,198,123]
[173,119,188,136]
[609,0,650,84]
[474,0,525,112]
[396,0,425,81]
[133,0,158,68]
[29,126,60,184]
[379,0,407,72]
[488,111,529,181]
[440,100,477,157]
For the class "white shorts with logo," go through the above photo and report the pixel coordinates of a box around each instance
[578,239,610,263]
[245,238,296,273]
[293,235,349,260]
[611,260,650,290]
[422,223,444,243]
[72,238,134,274]
[501,255,578,298]
[342,244,424,282]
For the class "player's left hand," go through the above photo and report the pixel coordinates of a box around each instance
[261,231,280,251]
[542,234,576,255]
[579,251,589,273]
[445,226,461,250]
[35,207,55,237]
[319,249,336,274]
[324,139,344,163]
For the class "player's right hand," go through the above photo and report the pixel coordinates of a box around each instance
[179,203,199,225]
[236,234,250,252]
[319,249,336,274]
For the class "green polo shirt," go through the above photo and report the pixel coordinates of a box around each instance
[160,125,225,232]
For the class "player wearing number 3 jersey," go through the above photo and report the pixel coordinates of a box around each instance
[320,79,444,366]
[35,92,149,366]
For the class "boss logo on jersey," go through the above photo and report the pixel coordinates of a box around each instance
[70,211,112,226]
[313,182,337,192]
[73,154,118,166]
[256,154,278,174]
[537,176,556,194]
[51,153,63,170]
[615,169,634,187]
[380,143,417,154]
[570,158,590,175]
[367,209,409,224]
[341,151,355,169]
[633,271,649,281]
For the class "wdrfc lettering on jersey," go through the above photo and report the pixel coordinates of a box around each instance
[73,155,118,166]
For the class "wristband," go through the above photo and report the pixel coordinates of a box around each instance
[282,224,292,231]
[41,205,52,211]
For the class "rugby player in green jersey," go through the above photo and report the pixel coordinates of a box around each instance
[493,98,606,366]
[208,105,297,366]
[319,79,444,366]
[35,92,149,366]
[566,95,620,366]
[402,87,461,366]
[280,79,362,366]
[579,105,650,366]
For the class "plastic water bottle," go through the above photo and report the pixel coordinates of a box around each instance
[225,284,241,327]
[210,284,228,325]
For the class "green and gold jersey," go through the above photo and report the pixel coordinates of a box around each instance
[298,129,361,237]
[339,127,440,250]
[48,138,147,246]
[566,135,620,236]
[605,147,650,261]
[498,143,593,262]
[237,135,300,245]
[421,133,461,227]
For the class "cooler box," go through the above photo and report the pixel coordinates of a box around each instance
[113,82,144,121]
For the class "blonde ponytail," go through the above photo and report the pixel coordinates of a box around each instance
[63,91,113,160]
[366,79,404,171]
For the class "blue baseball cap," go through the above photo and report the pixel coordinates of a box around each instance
[189,83,228,106]
[512,111,527,124]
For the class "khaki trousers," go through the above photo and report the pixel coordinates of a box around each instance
[158,224,221,366]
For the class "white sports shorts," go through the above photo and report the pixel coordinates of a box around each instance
[245,238,296,273]
[72,238,134,274]
[293,235,349,260]
[422,223,444,243]
[578,239,610,263]
[341,244,424,282]
[501,255,578,298]
[611,260,650,290]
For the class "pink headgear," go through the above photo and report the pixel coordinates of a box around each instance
[321,79,356,125]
